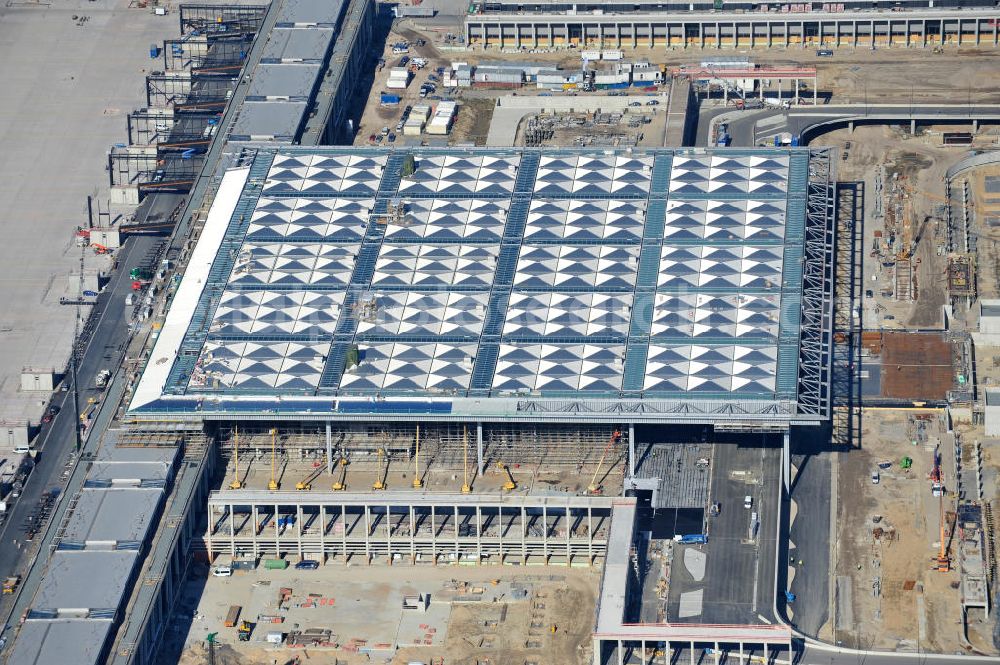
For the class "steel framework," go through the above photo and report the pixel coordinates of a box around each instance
[179,3,267,36]
[831,181,864,447]
[797,148,835,419]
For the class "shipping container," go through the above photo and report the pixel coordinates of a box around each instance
[224,605,242,628]
[411,105,432,121]
[231,558,256,570]
[393,6,436,17]
[601,50,623,60]
[580,50,601,60]
[264,558,289,570]
[380,93,401,106]
[595,81,629,90]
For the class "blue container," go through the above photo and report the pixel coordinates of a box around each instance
[790,135,800,147]
[380,93,401,106]
[149,44,160,59]
[774,136,781,147]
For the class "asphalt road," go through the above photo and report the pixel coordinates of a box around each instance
[0,210,167,629]
[695,104,1000,147]
[786,443,834,639]
[667,436,780,625]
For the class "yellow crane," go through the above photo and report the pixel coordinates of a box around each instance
[229,424,242,490]
[295,456,325,491]
[497,462,516,491]
[332,456,348,491]
[587,430,622,495]
[268,428,279,491]
[373,447,387,491]
[412,424,423,489]
[461,424,472,494]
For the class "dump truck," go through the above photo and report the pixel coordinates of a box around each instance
[224,605,242,628]
[3,576,20,595]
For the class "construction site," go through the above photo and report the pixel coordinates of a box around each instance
[5,1,1000,665]
[829,409,996,653]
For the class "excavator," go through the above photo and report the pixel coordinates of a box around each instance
[587,430,622,495]
[237,620,253,641]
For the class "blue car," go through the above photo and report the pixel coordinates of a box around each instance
[294,560,319,570]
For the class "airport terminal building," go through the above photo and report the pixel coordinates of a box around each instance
[128,146,834,433]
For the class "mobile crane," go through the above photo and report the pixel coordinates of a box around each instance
[497,462,516,491]
[295,459,325,491]
[587,429,622,495]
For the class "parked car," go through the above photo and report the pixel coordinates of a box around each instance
[294,560,320,570]
[212,565,233,577]
[744,495,753,509]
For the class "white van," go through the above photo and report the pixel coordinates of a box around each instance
[13,446,31,455]
[211,565,232,577]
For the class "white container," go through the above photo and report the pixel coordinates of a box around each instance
[581,50,601,60]
[266,632,284,644]
[601,50,623,61]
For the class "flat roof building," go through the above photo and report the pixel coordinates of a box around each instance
[127,146,834,428]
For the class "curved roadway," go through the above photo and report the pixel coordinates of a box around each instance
[696,104,1000,148]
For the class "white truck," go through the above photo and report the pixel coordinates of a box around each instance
[95,369,111,389]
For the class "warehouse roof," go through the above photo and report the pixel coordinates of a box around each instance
[230,100,309,141]
[247,63,322,101]
[7,620,113,665]
[61,488,165,546]
[31,551,139,615]
[128,147,833,425]
[277,0,346,26]
[262,27,335,63]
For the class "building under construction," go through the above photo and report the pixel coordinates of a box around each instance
[465,5,1000,50]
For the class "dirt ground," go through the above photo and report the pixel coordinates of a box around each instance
[833,410,965,652]
[963,165,1000,302]
[825,125,990,331]
[175,566,599,665]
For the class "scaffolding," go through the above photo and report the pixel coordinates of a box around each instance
[212,423,622,472]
